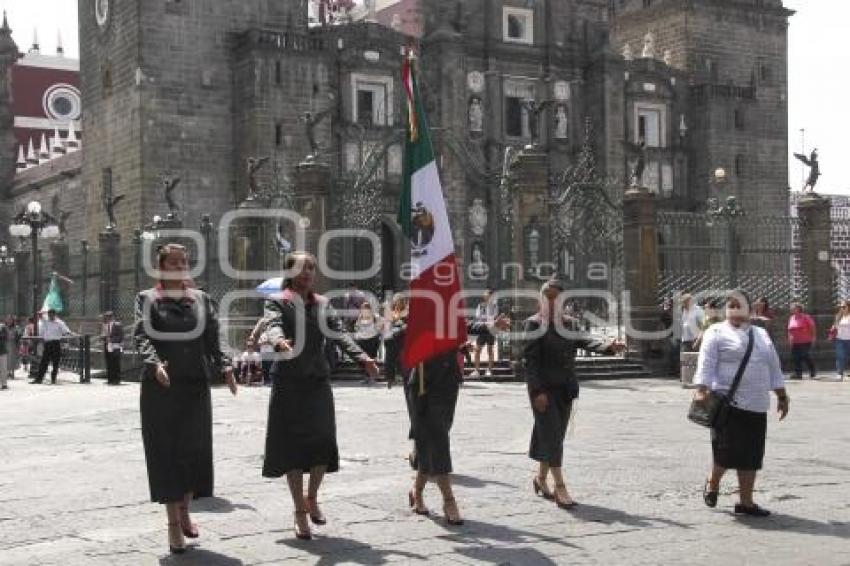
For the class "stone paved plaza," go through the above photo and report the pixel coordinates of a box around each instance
[1,372,849,565]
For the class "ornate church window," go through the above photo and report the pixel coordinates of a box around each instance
[503,7,533,45]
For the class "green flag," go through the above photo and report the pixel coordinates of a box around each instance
[41,274,64,314]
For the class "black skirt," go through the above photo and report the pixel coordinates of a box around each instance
[529,387,574,467]
[140,378,213,503]
[711,406,767,471]
[408,372,459,475]
[262,377,339,477]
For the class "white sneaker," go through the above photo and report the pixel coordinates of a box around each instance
[469,370,480,378]
[485,369,492,377]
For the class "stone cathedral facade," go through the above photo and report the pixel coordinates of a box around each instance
[0,0,793,294]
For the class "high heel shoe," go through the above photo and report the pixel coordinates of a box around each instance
[167,521,187,554]
[179,504,199,538]
[408,490,429,515]
[442,497,464,526]
[305,495,326,525]
[294,510,312,540]
[553,483,578,509]
[533,477,554,500]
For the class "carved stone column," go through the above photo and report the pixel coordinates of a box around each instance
[797,194,833,367]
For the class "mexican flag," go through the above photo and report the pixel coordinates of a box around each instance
[398,50,467,370]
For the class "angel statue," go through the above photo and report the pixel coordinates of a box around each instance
[102,184,125,230]
[161,174,182,218]
[793,149,821,192]
[302,105,334,160]
[246,156,270,201]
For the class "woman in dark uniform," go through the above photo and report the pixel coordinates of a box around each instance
[262,252,379,540]
[522,279,622,508]
[134,243,237,554]
[406,314,511,525]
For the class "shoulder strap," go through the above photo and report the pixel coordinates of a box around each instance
[728,327,755,402]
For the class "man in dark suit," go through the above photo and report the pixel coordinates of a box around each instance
[101,311,124,385]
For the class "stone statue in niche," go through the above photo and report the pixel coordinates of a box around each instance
[642,31,656,59]
[470,241,487,278]
[526,219,541,271]
[468,198,488,236]
[554,105,568,140]
[663,49,673,66]
[521,99,553,147]
[622,43,633,62]
[469,97,484,133]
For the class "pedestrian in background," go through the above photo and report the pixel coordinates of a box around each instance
[134,243,237,554]
[787,302,816,380]
[5,315,20,380]
[470,288,498,377]
[261,252,378,540]
[100,311,124,385]
[522,279,623,509]
[0,319,8,390]
[679,293,704,353]
[382,294,408,389]
[694,291,789,517]
[830,300,850,380]
[354,303,381,385]
[35,309,72,385]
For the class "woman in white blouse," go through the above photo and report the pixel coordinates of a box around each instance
[693,291,789,517]
[832,301,850,380]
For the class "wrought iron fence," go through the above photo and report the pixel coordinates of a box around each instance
[657,211,804,307]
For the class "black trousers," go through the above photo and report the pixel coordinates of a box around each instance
[37,341,62,382]
[105,350,122,384]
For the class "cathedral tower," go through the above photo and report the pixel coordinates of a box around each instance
[78,0,310,242]
[0,12,19,209]
[611,0,794,215]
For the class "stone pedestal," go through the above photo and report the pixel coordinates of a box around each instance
[293,159,330,287]
[49,240,70,314]
[232,198,272,320]
[622,187,659,363]
[797,194,834,364]
[505,147,552,321]
[98,231,121,315]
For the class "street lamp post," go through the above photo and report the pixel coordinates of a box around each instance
[706,188,745,289]
[80,240,89,316]
[0,245,15,314]
[9,201,61,336]
[199,214,213,291]
[132,229,142,292]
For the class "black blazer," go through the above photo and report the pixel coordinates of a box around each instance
[522,314,614,398]
[133,288,231,382]
[263,294,369,383]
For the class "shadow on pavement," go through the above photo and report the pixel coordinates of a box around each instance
[733,513,850,537]
[194,496,257,514]
[567,503,693,530]
[158,547,244,565]
[435,517,580,565]
[277,535,425,564]
[451,474,516,489]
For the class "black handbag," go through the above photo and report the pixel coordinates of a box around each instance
[687,327,754,428]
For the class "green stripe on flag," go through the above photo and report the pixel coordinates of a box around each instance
[398,63,435,239]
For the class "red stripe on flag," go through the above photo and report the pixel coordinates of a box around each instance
[402,254,468,370]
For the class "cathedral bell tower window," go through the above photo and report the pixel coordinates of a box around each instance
[503,7,533,45]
